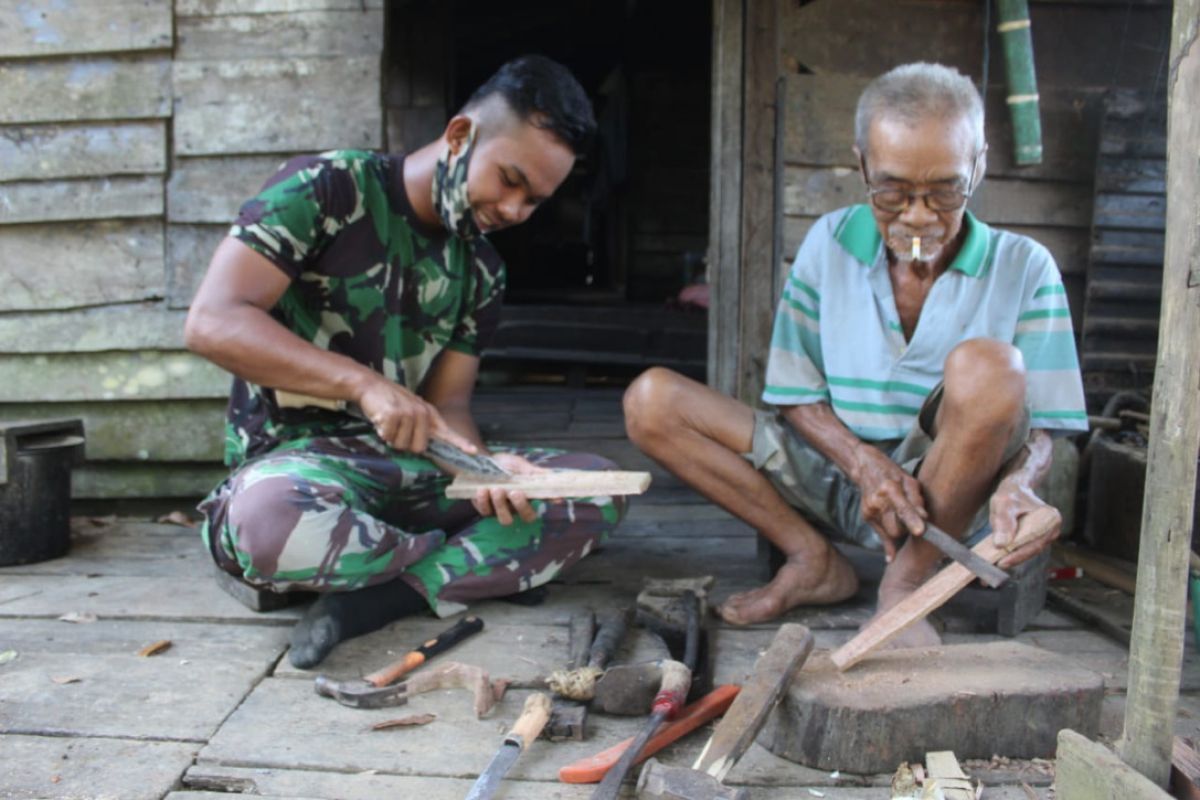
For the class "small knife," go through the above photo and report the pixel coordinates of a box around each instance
[918,522,1011,588]
[465,693,552,800]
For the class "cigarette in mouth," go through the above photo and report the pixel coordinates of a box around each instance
[911,237,921,260]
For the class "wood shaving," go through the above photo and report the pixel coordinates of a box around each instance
[51,676,81,685]
[371,713,437,730]
[137,640,172,657]
[1020,783,1038,800]
[0,650,17,666]
[58,612,97,624]
[156,511,196,527]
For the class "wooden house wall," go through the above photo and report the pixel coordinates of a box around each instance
[734,0,1171,404]
[0,0,384,503]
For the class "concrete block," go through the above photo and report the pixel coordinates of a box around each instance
[758,642,1104,774]
[1055,729,1172,800]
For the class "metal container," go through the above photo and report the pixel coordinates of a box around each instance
[0,419,85,566]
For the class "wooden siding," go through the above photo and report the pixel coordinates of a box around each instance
[0,0,385,500]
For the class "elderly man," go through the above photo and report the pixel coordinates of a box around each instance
[624,63,1086,639]
[186,56,626,668]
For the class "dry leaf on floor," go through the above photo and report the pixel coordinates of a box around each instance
[50,775,61,784]
[371,713,437,731]
[0,650,17,666]
[137,640,172,657]
[58,612,98,624]
[156,511,196,527]
[51,676,81,685]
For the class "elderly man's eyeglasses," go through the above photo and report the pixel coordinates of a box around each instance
[866,184,972,214]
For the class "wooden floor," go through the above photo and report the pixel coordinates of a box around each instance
[1,386,1198,799]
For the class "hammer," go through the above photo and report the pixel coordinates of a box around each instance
[636,623,815,800]
[313,616,483,708]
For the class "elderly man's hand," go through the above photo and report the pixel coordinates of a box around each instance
[852,444,928,561]
[989,478,1062,568]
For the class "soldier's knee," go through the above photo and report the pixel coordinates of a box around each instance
[223,475,306,577]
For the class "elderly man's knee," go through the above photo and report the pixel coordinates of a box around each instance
[943,338,1026,416]
[624,366,687,444]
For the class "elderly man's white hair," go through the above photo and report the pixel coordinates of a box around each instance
[854,63,986,156]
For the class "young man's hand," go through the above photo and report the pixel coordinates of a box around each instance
[357,378,478,456]
[471,453,547,525]
[852,444,928,561]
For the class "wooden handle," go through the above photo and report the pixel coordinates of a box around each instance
[831,506,1060,672]
[557,684,741,784]
[365,616,484,686]
[651,659,692,718]
[274,389,345,412]
[588,606,633,670]
[507,692,552,747]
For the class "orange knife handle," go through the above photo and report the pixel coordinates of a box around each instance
[364,615,484,687]
[557,684,741,784]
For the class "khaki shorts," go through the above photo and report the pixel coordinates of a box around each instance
[743,384,1030,550]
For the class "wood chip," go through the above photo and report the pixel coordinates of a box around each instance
[1020,783,1038,800]
[156,510,196,527]
[137,640,172,657]
[0,650,17,666]
[51,676,81,685]
[58,611,97,624]
[370,713,437,731]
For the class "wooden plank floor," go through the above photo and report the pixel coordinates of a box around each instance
[1,386,1198,799]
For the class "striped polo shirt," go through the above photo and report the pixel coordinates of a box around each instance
[763,204,1088,441]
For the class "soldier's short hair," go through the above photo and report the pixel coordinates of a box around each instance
[855,63,985,156]
[465,55,596,156]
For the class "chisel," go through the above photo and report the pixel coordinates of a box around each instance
[465,692,553,800]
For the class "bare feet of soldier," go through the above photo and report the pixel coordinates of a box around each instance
[717,543,859,625]
[865,549,942,649]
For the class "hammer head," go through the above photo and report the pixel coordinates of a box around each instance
[543,702,587,741]
[592,661,664,715]
[636,758,748,800]
[313,674,409,709]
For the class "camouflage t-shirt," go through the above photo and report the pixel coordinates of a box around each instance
[222,149,505,467]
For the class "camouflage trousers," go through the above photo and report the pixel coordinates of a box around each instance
[199,435,627,617]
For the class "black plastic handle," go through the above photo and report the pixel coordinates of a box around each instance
[418,615,484,660]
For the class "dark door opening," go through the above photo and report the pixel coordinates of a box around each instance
[385,0,711,382]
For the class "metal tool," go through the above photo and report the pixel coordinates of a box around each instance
[466,692,553,800]
[273,389,508,476]
[919,522,1010,588]
[558,684,741,784]
[313,616,483,708]
[592,660,691,799]
[636,623,816,800]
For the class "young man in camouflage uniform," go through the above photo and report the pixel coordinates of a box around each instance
[186,56,624,668]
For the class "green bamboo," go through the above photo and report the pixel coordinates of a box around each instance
[996,0,1043,165]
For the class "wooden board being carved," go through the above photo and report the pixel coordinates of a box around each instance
[831,506,1061,671]
[445,470,651,500]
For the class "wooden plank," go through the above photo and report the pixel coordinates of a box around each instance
[445,470,652,500]
[0,122,166,182]
[1118,0,1200,786]
[1056,729,1173,800]
[781,166,1093,227]
[0,0,172,57]
[178,776,595,800]
[0,221,164,312]
[73,463,229,499]
[0,617,288,663]
[830,506,1060,671]
[924,751,976,800]
[173,57,382,155]
[167,156,284,224]
[737,0,780,404]
[0,57,171,124]
[0,176,163,225]
[0,735,197,800]
[0,305,187,353]
[707,0,742,395]
[0,400,224,462]
[1172,737,1200,800]
[781,74,1103,181]
[176,9,383,59]
[168,223,228,308]
[0,352,229,402]
[177,0,385,15]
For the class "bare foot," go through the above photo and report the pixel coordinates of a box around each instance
[865,552,942,650]
[717,545,859,625]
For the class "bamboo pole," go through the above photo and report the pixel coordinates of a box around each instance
[1117,0,1200,786]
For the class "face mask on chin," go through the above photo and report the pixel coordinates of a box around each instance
[432,122,482,240]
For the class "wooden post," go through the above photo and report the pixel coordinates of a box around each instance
[1117,0,1200,787]
[735,0,780,405]
[707,0,744,396]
